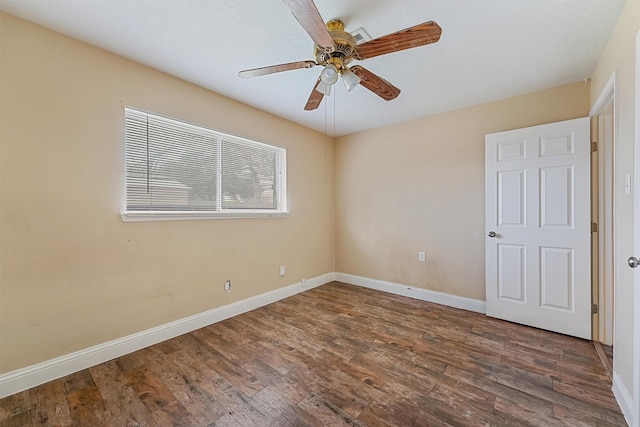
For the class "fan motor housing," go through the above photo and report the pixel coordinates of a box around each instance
[314,20,356,68]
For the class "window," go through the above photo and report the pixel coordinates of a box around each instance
[122,107,286,221]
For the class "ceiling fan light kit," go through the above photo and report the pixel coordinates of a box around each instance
[316,80,333,96]
[238,0,442,111]
[320,63,339,85]
[341,68,361,92]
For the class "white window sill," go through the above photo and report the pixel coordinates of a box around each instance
[121,210,289,222]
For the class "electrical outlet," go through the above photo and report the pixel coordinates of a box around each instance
[224,280,231,292]
[418,251,426,262]
[301,278,307,287]
[279,265,285,276]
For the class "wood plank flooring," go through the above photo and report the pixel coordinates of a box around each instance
[0,282,627,426]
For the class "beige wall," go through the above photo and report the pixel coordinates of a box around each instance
[1,3,635,406]
[335,82,590,300]
[590,0,639,406]
[0,13,335,374]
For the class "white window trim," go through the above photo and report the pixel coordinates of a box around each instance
[121,107,288,222]
[120,210,289,222]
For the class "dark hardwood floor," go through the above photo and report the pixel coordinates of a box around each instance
[0,282,627,426]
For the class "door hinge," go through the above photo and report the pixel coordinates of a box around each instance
[591,222,598,233]
[592,303,599,314]
[591,141,598,152]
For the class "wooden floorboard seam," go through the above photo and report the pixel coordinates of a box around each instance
[0,282,626,426]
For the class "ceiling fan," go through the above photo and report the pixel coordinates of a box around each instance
[238,0,442,111]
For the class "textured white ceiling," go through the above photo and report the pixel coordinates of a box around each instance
[0,0,626,136]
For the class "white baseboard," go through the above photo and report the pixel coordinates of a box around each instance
[335,272,486,314]
[612,371,634,427]
[0,272,487,399]
[7,268,633,423]
[0,272,335,399]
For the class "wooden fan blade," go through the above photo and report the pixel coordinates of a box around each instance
[238,60,317,78]
[354,21,442,60]
[304,78,324,110]
[351,65,400,101]
[282,0,334,49]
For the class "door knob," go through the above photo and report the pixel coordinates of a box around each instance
[629,257,640,268]
[488,231,497,238]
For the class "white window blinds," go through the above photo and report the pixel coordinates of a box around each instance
[123,107,286,220]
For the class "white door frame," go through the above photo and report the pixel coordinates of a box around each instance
[632,29,640,427]
[590,73,619,342]
[591,77,617,345]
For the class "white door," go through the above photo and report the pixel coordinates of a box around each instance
[485,117,591,339]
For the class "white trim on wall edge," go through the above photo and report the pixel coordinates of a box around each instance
[0,272,336,399]
[590,71,617,116]
[613,371,633,426]
[336,272,486,314]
